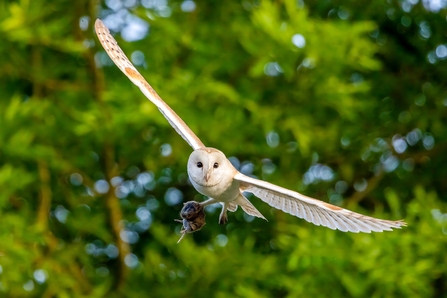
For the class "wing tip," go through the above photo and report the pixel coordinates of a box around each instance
[94,19,106,32]
[396,219,407,227]
[319,216,407,233]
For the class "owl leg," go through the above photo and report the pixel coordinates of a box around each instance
[199,198,218,206]
[219,203,229,225]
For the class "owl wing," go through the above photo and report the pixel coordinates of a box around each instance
[94,19,205,150]
[234,172,406,233]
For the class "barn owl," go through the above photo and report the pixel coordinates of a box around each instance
[95,19,406,233]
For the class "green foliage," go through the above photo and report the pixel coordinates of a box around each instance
[0,0,446,296]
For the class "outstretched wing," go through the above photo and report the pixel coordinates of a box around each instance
[234,172,406,233]
[94,19,205,150]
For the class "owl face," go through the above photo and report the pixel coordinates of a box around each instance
[187,148,229,187]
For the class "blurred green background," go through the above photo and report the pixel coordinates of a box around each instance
[0,0,446,297]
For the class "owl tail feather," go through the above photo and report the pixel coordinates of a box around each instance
[233,193,267,221]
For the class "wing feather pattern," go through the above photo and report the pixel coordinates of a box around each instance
[235,173,406,233]
[94,19,205,150]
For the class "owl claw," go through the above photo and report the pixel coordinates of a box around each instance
[218,214,228,225]
[219,204,229,225]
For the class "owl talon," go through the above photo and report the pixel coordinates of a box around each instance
[218,214,228,225]
[219,204,228,225]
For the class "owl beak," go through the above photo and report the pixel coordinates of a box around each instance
[204,170,211,183]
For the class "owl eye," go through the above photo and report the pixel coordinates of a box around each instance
[213,162,219,168]
[197,162,203,168]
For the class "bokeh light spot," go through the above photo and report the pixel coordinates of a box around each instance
[406,128,422,145]
[228,156,241,169]
[292,34,306,48]
[338,8,350,19]
[55,205,69,223]
[264,62,283,76]
[136,207,152,221]
[160,143,172,156]
[423,134,435,150]
[216,234,228,247]
[122,16,150,42]
[70,173,83,186]
[240,162,255,175]
[94,180,110,194]
[23,280,34,291]
[33,269,47,284]
[382,155,399,172]
[181,0,196,12]
[105,244,119,258]
[120,230,139,244]
[131,50,145,66]
[96,267,109,277]
[164,188,183,206]
[79,16,90,31]
[435,44,447,58]
[354,178,368,192]
[124,254,139,268]
[392,136,408,153]
[335,181,348,194]
[303,164,334,185]
[266,131,280,148]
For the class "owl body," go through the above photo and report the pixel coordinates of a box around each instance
[190,177,240,203]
